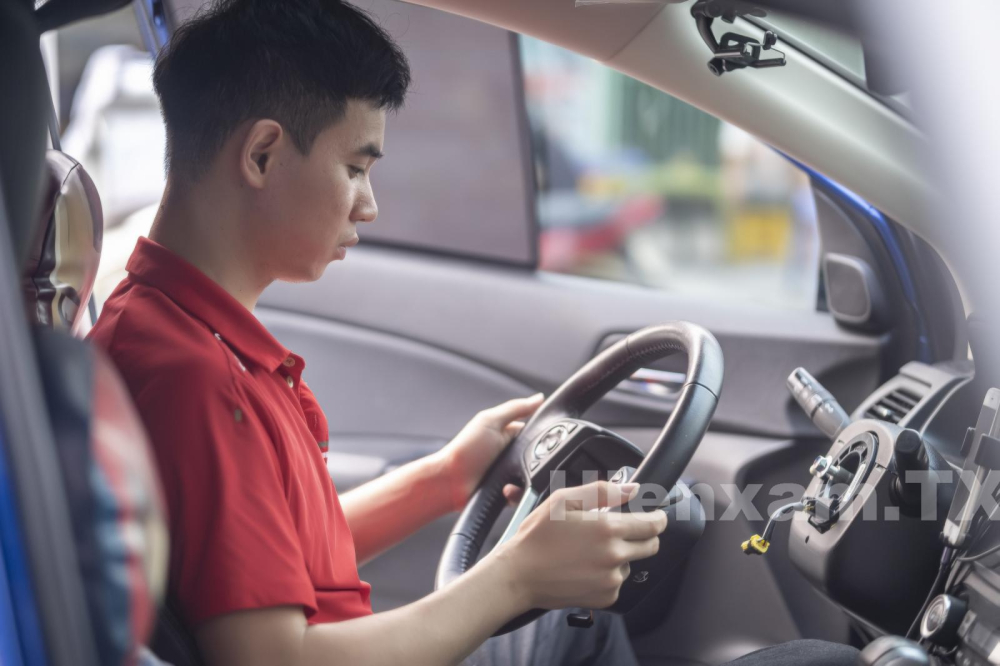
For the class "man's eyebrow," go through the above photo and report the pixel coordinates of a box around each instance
[355,143,384,160]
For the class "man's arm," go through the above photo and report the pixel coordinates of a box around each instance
[338,452,454,566]
[340,396,542,565]
[198,545,522,666]
[197,482,666,666]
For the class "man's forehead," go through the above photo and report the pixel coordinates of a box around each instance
[338,99,387,150]
[342,100,385,137]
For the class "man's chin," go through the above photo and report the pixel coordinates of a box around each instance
[279,261,331,285]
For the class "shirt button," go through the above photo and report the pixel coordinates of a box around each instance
[286,376,295,389]
[283,357,295,367]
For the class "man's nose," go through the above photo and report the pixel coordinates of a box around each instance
[353,186,378,224]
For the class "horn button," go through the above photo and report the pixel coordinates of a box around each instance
[532,423,578,460]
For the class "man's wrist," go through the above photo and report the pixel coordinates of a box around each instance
[429,446,469,513]
[479,541,534,617]
[424,448,467,514]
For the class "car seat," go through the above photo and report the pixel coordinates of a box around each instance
[26,148,173,666]
[1,1,175,664]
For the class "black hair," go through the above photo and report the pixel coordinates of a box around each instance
[153,0,410,179]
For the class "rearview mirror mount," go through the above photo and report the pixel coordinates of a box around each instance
[691,0,787,76]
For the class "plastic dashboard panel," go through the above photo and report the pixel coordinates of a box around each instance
[851,360,973,461]
[851,361,970,426]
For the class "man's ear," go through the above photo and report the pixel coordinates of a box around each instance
[239,119,284,189]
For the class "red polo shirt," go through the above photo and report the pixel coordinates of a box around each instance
[89,237,372,627]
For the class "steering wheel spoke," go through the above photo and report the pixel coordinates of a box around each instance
[496,485,541,548]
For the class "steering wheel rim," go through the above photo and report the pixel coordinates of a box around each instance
[434,322,723,634]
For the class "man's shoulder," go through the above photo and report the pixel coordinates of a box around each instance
[91,280,275,475]
[89,278,236,394]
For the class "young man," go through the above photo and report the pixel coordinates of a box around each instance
[89,1,664,664]
[90,1,861,664]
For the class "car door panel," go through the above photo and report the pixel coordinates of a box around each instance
[257,308,535,440]
[324,436,447,493]
[260,245,882,439]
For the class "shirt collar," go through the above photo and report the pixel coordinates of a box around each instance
[125,237,290,372]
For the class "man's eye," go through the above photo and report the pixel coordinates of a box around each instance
[349,166,365,177]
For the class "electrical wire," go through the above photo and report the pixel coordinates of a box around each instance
[946,490,1000,583]
[741,498,816,556]
[935,479,1000,595]
[956,540,1000,563]
[965,494,1000,544]
[762,499,815,542]
[945,558,970,597]
[906,547,955,640]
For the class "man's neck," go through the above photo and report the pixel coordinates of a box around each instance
[148,178,270,312]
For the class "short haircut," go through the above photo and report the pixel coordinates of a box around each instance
[153,0,411,179]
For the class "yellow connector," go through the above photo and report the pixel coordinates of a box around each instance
[741,534,770,556]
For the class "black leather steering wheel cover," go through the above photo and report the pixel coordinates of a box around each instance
[434,323,723,624]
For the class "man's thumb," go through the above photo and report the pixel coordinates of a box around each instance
[488,393,545,425]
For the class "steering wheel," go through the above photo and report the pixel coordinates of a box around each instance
[435,322,723,635]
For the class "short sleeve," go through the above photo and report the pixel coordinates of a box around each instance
[134,362,317,626]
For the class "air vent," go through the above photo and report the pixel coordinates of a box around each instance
[865,388,923,424]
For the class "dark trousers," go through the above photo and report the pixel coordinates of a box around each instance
[462,610,638,666]
[462,611,859,666]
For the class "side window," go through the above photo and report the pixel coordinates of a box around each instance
[519,37,821,311]
[361,1,535,266]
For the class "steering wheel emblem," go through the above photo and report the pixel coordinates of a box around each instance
[632,571,650,584]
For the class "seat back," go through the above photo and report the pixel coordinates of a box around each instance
[33,327,170,665]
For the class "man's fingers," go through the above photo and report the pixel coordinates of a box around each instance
[613,510,668,540]
[483,394,544,426]
[618,535,661,563]
[503,421,526,439]
[556,481,639,512]
[503,484,524,507]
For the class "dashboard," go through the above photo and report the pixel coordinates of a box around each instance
[784,358,1000,665]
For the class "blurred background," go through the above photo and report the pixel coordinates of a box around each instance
[521,37,818,310]
[45,1,820,314]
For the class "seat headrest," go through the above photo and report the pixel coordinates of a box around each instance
[24,150,103,333]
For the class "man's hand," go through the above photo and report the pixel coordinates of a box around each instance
[438,394,544,511]
[495,480,667,611]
